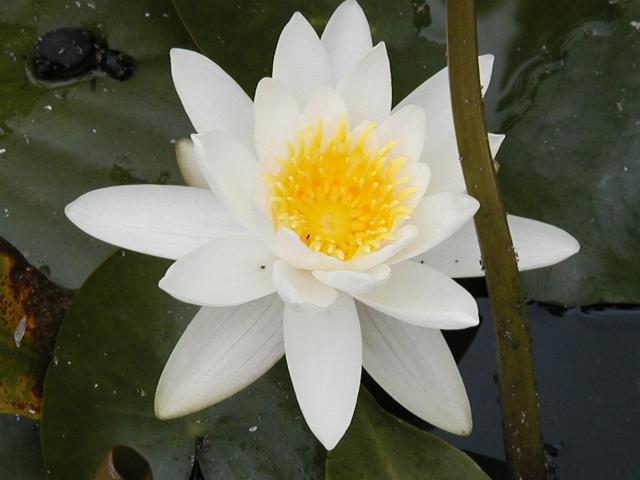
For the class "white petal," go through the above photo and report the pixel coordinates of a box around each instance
[338,42,391,125]
[284,293,361,449]
[159,236,275,307]
[396,54,494,136]
[312,264,390,295]
[170,48,253,148]
[277,228,344,271]
[419,214,580,277]
[254,77,301,164]
[321,0,372,82]
[65,185,248,260]
[273,260,337,307]
[390,193,479,264]
[356,261,478,329]
[175,138,208,188]
[192,130,259,232]
[376,104,426,163]
[277,225,418,272]
[397,55,495,195]
[273,12,332,104]
[358,304,472,435]
[345,225,419,271]
[422,129,505,195]
[399,161,431,210]
[155,296,284,419]
[489,133,506,156]
[303,86,349,148]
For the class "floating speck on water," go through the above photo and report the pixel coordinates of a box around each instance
[94,383,99,388]
[13,315,27,347]
[631,21,640,31]
[74,0,81,7]
[53,356,59,366]
[249,425,258,433]
[24,135,30,144]
[145,12,151,17]
[137,387,147,397]
[91,128,97,133]
[28,409,36,415]
[0,148,6,155]
[624,166,629,172]
[87,1,96,9]
[44,104,53,111]
[162,12,170,18]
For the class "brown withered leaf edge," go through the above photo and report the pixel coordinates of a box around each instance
[0,237,73,418]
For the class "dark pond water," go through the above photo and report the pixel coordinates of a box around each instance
[442,300,640,480]
[367,289,640,480]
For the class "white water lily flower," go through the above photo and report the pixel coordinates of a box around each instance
[65,0,579,450]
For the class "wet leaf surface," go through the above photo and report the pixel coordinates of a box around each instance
[326,389,490,480]
[41,251,325,480]
[0,238,72,418]
[170,0,639,305]
[496,1,640,304]
[0,0,194,290]
[0,415,45,479]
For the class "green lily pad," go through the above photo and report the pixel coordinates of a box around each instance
[41,250,325,479]
[0,415,46,479]
[0,238,72,418]
[0,0,194,290]
[170,0,638,305]
[326,389,490,480]
[497,1,640,304]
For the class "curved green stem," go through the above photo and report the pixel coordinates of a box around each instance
[446,1,547,478]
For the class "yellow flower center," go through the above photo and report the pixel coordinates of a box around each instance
[265,119,419,261]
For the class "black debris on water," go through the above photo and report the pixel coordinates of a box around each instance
[31,27,134,82]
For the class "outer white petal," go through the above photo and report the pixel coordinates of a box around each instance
[419,214,581,277]
[312,264,390,295]
[170,48,253,148]
[396,54,494,135]
[254,77,301,164]
[175,138,208,188]
[356,261,478,329]
[396,54,495,195]
[376,104,426,163]
[155,296,284,419]
[159,236,275,307]
[489,133,506,156]
[65,185,248,260]
[422,128,505,195]
[284,293,362,450]
[390,193,480,264]
[192,130,259,232]
[273,12,332,104]
[321,0,372,82]
[358,304,472,435]
[273,260,337,308]
[338,42,392,125]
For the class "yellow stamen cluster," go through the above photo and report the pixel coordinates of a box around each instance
[265,118,418,261]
